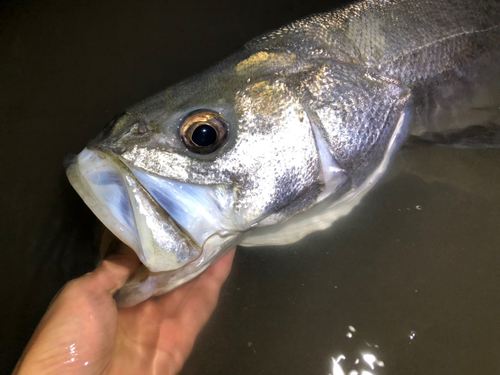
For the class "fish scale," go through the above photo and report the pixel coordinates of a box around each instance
[66,0,500,306]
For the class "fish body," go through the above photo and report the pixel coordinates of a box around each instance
[67,0,500,306]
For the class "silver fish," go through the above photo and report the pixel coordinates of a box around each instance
[66,0,500,306]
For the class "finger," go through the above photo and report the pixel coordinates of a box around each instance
[149,249,236,369]
[87,242,142,295]
[201,247,236,283]
[177,248,236,332]
[155,248,236,314]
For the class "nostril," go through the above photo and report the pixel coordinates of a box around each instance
[136,123,148,135]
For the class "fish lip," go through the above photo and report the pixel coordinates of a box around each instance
[67,147,208,272]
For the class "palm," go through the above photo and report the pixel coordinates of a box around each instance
[14,246,235,375]
[108,258,234,374]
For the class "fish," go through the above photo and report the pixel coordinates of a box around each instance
[66,0,500,307]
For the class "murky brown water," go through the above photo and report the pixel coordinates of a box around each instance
[1,0,500,373]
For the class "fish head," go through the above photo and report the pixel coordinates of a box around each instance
[67,50,411,305]
[66,51,327,303]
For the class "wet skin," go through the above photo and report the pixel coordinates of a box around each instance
[14,244,236,375]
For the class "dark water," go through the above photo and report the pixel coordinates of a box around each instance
[1,0,500,373]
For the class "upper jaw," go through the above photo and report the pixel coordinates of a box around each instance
[66,148,235,273]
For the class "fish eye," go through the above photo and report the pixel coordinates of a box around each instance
[179,110,229,154]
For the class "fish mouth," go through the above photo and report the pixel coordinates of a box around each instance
[66,148,235,273]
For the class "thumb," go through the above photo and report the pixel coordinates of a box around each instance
[88,241,142,295]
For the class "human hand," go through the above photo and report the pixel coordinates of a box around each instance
[14,243,236,375]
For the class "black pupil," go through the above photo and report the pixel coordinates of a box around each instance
[191,124,217,147]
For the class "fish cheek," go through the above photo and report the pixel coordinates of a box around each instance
[227,78,324,227]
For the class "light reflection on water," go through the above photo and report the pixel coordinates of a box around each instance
[330,326,385,375]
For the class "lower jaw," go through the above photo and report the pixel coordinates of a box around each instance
[114,231,244,307]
